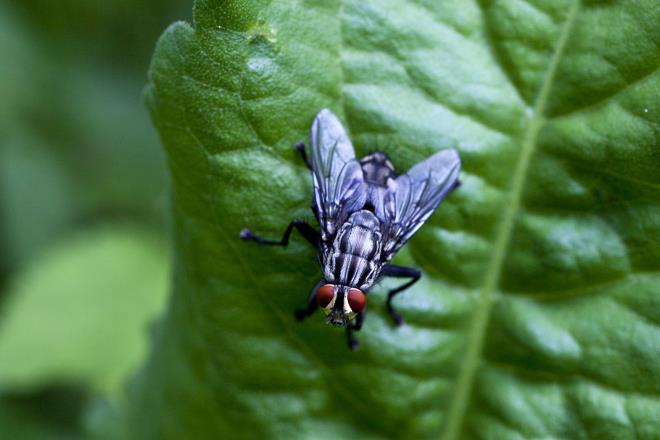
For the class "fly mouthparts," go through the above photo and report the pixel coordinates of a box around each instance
[326,314,348,328]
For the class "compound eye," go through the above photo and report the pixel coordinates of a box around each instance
[316,284,335,308]
[347,288,367,313]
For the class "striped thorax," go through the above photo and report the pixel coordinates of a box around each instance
[323,210,383,291]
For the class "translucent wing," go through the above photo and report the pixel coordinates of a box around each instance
[310,109,366,239]
[381,149,460,257]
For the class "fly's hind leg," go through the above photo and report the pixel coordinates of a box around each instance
[380,264,421,326]
[293,142,322,223]
[346,311,365,351]
[294,142,312,171]
[240,219,320,250]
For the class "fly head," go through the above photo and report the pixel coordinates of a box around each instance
[316,284,367,327]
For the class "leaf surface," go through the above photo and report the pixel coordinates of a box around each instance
[139,0,660,438]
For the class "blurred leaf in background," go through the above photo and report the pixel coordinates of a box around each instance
[0,226,168,438]
[0,226,168,394]
[0,0,190,437]
[0,0,189,272]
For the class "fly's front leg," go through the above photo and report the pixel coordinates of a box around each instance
[294,141,312,171]
[346,311,365,351]
[240,219,320,250]
[380,264,421,326]
[294,280,324,321]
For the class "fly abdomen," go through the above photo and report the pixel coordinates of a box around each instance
[360,152,397,186]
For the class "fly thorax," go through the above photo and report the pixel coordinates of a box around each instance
[321,250,336,283]
[323,210,383,290]
[335,210,382,259]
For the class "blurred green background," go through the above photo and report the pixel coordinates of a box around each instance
[0,0,190,437]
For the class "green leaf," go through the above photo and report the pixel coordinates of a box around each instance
[0,226,168,395]
[137,0,660,438]
[0,135,79,269]
[0,388,85,440]
[0,5,168,270]
[0,399,79,440]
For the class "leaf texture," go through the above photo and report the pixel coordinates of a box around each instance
[137,0,660,438]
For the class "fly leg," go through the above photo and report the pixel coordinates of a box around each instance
[294,141,312,170]
[346,311,365,351]
[294,142,322,222]
[380,264,421,326]
[241,224,323,321]
[294,280,324,321]
[240,219,320,250]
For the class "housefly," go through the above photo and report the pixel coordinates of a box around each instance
[240,109,460,350]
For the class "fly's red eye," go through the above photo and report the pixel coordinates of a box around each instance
[316,284,335,307]
[347,288,366,313]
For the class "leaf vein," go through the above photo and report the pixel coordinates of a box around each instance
[551,64,660,120]
[441,2,581,438]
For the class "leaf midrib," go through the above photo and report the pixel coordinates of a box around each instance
[440,2,581,439]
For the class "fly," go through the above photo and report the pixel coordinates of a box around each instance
[240,109,461,350]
